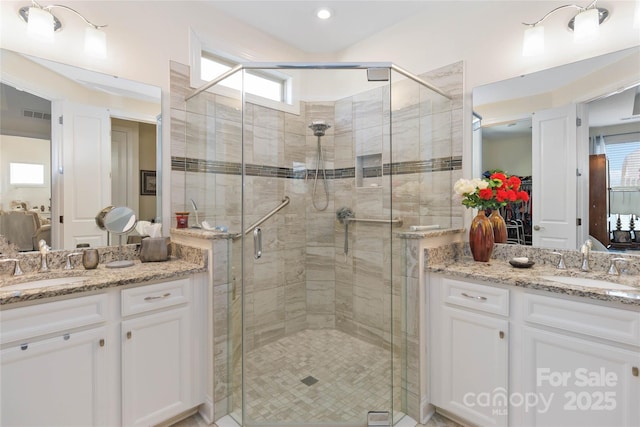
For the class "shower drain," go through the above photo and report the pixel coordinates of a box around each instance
[301,375,318,386]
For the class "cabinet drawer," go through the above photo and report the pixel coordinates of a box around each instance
[523,293,640,346]
[0,294,108,345]
[121,279,190,317]
[441,278,509,316]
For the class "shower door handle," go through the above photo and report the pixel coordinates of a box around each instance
[254,227,262,259]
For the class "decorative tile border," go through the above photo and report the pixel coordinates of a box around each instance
[171,156,462,179]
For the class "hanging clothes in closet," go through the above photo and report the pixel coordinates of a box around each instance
[499,176,532,245]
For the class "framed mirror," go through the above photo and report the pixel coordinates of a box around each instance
[0,48,161,251]
[472,46,640,250]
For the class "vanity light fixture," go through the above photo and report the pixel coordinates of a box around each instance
[18,0,107,58]
[522,0,609,56]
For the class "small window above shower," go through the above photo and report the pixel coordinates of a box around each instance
[198,51,290,104]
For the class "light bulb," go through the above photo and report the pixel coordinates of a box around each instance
[522,25,544,56]
[574,8,600,43]
[27,7,54,43]
[84,27,107,59]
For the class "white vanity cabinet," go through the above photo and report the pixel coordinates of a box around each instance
[430,277,510,427]
[121,279,193,427]
[428,273,640,427]
[517,293,640,427]
[0,294,110,426]
[0,273,206,427]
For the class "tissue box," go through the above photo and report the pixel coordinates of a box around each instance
[140,237,170,262]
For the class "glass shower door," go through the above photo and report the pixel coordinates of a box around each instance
[240,67,395,426]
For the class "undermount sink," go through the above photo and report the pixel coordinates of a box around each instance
[540,275,637,291]
[0,276,87,292]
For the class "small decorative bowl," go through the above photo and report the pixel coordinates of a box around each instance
[509,259,535,269]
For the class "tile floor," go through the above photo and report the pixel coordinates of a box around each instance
[243,329,392,424]
[171,411,461,427]
[170,328,463,427]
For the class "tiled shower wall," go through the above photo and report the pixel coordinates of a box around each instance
[170,61,463,419]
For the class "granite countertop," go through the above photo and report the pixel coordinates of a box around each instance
[0,258,207,306]
[427,257,640,306]
[171,227,230,240]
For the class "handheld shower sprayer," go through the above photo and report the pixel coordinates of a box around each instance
[336,207,355,256]
[309,120,331,211]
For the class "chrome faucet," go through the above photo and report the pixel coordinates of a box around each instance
[580,239,592,272]
[551,252,567,269]
[607,258,627,276]
[0,258,23,276]
[64,252,83,270]
[38,239,51,272]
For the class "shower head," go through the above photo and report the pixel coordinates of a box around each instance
[309,120,331,137]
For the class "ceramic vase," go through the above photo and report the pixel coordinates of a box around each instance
[469,211,494,262]
[489,209,507,244]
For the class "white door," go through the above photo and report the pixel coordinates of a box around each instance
[59,102,111,249]
[532,104,578,249]
[111,121,139,214]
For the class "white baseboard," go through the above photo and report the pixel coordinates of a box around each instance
[421,400,436,424]
[198,398,214,425]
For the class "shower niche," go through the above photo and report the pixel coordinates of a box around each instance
[356,153,383,188]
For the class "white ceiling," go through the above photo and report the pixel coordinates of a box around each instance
[476,46,640,138]
[206,1,432,53]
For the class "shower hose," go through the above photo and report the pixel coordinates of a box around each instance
[312,135,329,211]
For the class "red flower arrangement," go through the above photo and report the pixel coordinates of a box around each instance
[454,171,529,210]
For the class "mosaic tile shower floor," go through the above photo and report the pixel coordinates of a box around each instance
[242,328,393,424]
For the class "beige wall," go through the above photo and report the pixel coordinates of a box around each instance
[139,122,157,221]
[482,134,533,177]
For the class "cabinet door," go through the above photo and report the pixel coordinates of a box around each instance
[122,307,191,427]
[521,326,640,427]
[1,327,108,426]
[436,306,509,427]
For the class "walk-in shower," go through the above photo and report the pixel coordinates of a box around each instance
[181,62,455,427]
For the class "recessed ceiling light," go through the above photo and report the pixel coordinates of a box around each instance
[316,8,332,20]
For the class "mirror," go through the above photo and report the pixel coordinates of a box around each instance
[102,206,137,268]
[473,46,640,249]
[0,48,161,251]
[104,206,138,235]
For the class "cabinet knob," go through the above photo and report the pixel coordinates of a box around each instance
[633,367,639,377]
[499,331,505,339]
[99,339,105,347]
[20,343,28,351]
[63,333,70,341]
[126,331,132,340]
